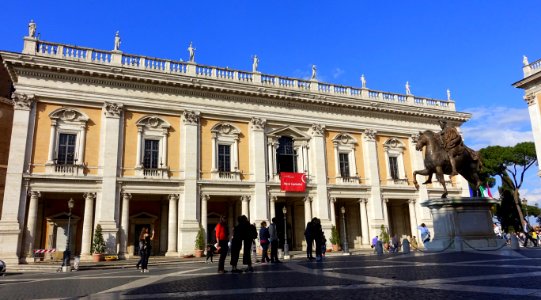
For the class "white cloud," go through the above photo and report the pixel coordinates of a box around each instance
[332,67,344,79]
[461,106,534,150]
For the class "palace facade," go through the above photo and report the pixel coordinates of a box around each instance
[0,24,471,263]
[514,56,541,177]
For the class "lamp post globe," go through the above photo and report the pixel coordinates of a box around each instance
[62,198,75,272]
[341,206,349,254]
[282,206,289,258]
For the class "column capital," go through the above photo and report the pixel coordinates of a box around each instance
[12,92,35,111]
[330,197,336,203]
[29,190,41,198]
[363,129,377,142]
[169,194,180,201]
[241,195,251,202]
[410,133,419,144]
[309,123,325,137]
[103,102,123,118]
[83,192,96,200]
[121,192,131,200]
[182,110,200,125]
[524,93,536,106]
[358,198,368,204]
[271,195,277,202]
[304,196,312,203]
[200,194,209,201]
[408,199,416,205]
[250,117,266,130]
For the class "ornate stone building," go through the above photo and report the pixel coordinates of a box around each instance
[514,56,541,177]
[0,23,471,264]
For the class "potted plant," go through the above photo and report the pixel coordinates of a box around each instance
[330,225,341,251]
[91,224,106,262]
[379,224,390,251]
[194,225,205,258]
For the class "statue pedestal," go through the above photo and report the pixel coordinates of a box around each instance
[421,197,506,252]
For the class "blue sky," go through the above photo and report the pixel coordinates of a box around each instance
[1,1,540,203]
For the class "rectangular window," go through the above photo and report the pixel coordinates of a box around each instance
[143,139,160,169]
[57,133,76,165]
[339,153,350,178]
[218,144,231,172]
[389,156,399,179]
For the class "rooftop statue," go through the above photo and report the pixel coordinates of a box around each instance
[447,89,451,101]
[361,74,366,88]
[252,55,259,73]
[311,65,317,80]
[413,119,482,198]
[405,81,411,95]
[28,20,36,38]
[114,31,121,51]
[188,42,196,62]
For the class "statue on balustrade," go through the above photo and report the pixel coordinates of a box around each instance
[252,55,259,73]
[188,42,196,62]
[405,81,411,95]
[361,74,366,88]
[28,20,36,38]
[114,31,121,51]
[311,65,317,80]
[413,119,482,198]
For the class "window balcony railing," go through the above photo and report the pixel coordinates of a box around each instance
[336,176,361,185]
[383,178,409,185]
[135,166,170,179]
[211,170,241,181]
[45,162,85,176]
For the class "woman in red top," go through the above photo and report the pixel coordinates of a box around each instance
[215,216,229,273]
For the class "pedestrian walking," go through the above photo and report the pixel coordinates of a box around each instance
[230,216,244,273]
[259,221,270,263]
[215,216,229,274]
[418,223,431,244]
[304,221,314,260]
[135,228,147,270]
[269,217,281,263]
[243,220,257,272]
[140,227,154,273]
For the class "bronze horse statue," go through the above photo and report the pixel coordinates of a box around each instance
[413,130,482,198]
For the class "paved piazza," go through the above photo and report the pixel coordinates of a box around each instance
[2,250,541,299]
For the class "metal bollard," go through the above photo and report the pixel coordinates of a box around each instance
[402,239,410,254]
[375,240,384,256]
[510,234,519,250]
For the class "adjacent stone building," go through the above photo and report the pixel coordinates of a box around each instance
[514,56,541,177]
[0,23,471,264]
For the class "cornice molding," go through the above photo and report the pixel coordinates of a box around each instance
[3,55,471,123]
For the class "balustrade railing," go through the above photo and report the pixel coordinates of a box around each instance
[30,39,455,111]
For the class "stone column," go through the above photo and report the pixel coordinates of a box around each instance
[119,193,131,259]
[201,194,208,246]
[46,121,57,163]
[241,195,250,218]
[359,198,370,246]
[166,194,179,256]
[330,197,337,227]
[270,196,277,220]
[304,196,312,224]
[309,124,329,222]
[0,93,35,264]
[24,191,40,259]
[160,201,168,254]
[525,94,541,177]
[80,192,96,258]
[409,134,430,219]
[98,102,123,253]
[136,127,143,167]
[408,199,418,239]
[249,117,267,223]
[363,129,383,225]
[382,198,389,230]
[178,111,200,253]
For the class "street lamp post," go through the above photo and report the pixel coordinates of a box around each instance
[283,206,289,259]
[62,198,75,272]
[341,206,349,254]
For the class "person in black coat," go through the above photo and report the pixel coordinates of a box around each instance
[304,221,314,260]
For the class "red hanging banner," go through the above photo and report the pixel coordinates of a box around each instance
[280,172,307,192]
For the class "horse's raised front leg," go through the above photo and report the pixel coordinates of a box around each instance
[413,169,431,190]
[435,166,448,198]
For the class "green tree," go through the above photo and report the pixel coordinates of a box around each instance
[91,224,106,254]
[479,142,537,232]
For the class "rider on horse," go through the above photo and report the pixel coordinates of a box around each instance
[438,119,479,177]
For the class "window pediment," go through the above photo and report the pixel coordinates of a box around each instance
[267,126,310,140]
[49,108,89,125]
[333,133,357,146]
[136,116,171,132]
[384,138,405,155]
[211,123,241,137]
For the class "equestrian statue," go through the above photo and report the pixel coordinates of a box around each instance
[413,119,482,198]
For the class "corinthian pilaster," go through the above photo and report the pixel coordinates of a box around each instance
[12,93,35,111]
[103,102,123,118]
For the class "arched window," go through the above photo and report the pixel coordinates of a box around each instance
[383,138,407,184]
[210,123,241,180]
[332,133,358,184]
[45,108,89,175]
[277,136,297,173]
[135,116,171,178]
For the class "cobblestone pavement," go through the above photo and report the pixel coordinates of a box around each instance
[2,249,541,299]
